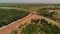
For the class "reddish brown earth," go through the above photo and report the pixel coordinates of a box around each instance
[0,13,42,34]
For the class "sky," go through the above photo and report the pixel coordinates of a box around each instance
[0,0,60,4]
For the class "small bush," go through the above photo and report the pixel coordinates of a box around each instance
[31,19,40,23]
[40,19,48,25]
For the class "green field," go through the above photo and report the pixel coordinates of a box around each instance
[0,8,29,27]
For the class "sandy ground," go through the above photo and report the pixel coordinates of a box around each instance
[0,13,60,34]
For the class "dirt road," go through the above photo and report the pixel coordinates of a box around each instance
[0,13,42,34]
[0,13,60,34]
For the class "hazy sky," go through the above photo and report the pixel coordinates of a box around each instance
[0,0,60,4]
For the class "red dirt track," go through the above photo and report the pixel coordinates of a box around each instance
[0,13,42,34]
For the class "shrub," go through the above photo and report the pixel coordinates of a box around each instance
[31,19,40,23]
[40,19,48,25]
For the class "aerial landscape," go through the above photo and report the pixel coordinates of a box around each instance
[0,1,60,34]
[0,4,60,34]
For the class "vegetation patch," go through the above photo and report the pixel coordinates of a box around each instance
[21,19,60,34]
[0,8,29,27]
